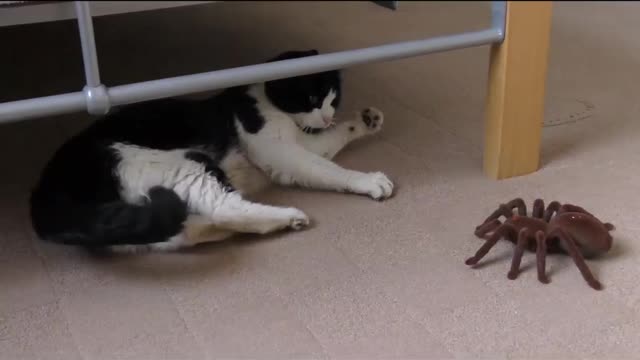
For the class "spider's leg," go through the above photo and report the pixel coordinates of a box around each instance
[507,198,528,216]
[478,203,519,230]
[536,230,550,284]
[478,206,510,229]
[474,219,501,238]
[543,201,562,222]
[508,228,530,280]
[478,198,527,228]
[532,199,545,219]
[466,224,517,266]
[550,228,602,290]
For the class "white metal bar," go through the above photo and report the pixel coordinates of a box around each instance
[75,1,101,88]
[74,1,111,116]
[109,28,502,106]
[0,93,87,122]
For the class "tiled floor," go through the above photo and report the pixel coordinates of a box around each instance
[1,1,640,359]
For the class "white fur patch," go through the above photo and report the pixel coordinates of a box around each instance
[320,89,337,121]
[112,143,230,216]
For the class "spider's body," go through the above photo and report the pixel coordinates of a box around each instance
[466,198,614,290]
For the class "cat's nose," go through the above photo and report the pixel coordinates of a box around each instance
[322,116,333,125]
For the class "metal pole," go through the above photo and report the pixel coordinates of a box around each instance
[75,1,100,87]
[491,1,507,43]
[107,29,502,106]
[0,93,86,122]
[74,1,111,115]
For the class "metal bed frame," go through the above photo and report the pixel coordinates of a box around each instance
[0,1,507,124]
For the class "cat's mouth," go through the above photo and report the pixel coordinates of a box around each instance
[322,116,335,127]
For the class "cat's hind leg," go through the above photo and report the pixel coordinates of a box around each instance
[143,195,310,252]
[147,198,310,251]
[110,215,236,253]
[210,192,310,234]
[109,195,309,253]
[112,145,309,252]
[145,215,236,251]
[181,151,310,234]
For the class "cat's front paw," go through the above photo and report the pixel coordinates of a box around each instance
[353,172,394,201]
[287,208,311,230]
[360,107,384,134]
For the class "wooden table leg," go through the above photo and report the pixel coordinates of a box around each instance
[483,1,553,180]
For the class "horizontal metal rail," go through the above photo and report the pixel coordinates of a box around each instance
[0,1,506,124]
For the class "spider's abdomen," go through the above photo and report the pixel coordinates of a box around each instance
[549,212,613,258]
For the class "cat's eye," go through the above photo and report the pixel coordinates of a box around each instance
[309,95,318,105]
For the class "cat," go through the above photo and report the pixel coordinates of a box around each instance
[29,49,394,252]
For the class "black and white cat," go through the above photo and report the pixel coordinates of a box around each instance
[29,50,394,252]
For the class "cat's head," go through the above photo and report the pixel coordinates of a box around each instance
[264,50,341,130]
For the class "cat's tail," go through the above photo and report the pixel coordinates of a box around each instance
[30,186,188,247]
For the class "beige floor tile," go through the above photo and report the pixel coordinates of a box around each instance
[289,272,453,359]
[422,295,568,360]
[177,289,326,359]
[0,218,56,316]
[60,279,203,360]
[0,301,82,360]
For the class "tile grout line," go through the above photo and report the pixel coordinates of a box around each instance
[160,283,209,359]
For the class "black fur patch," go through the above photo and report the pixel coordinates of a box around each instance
[265,50,342,120]
[184,151,234,192]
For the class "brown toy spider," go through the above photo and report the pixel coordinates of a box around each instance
[465,198,614,290]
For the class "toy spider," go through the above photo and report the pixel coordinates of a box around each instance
[465,198,614,290]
